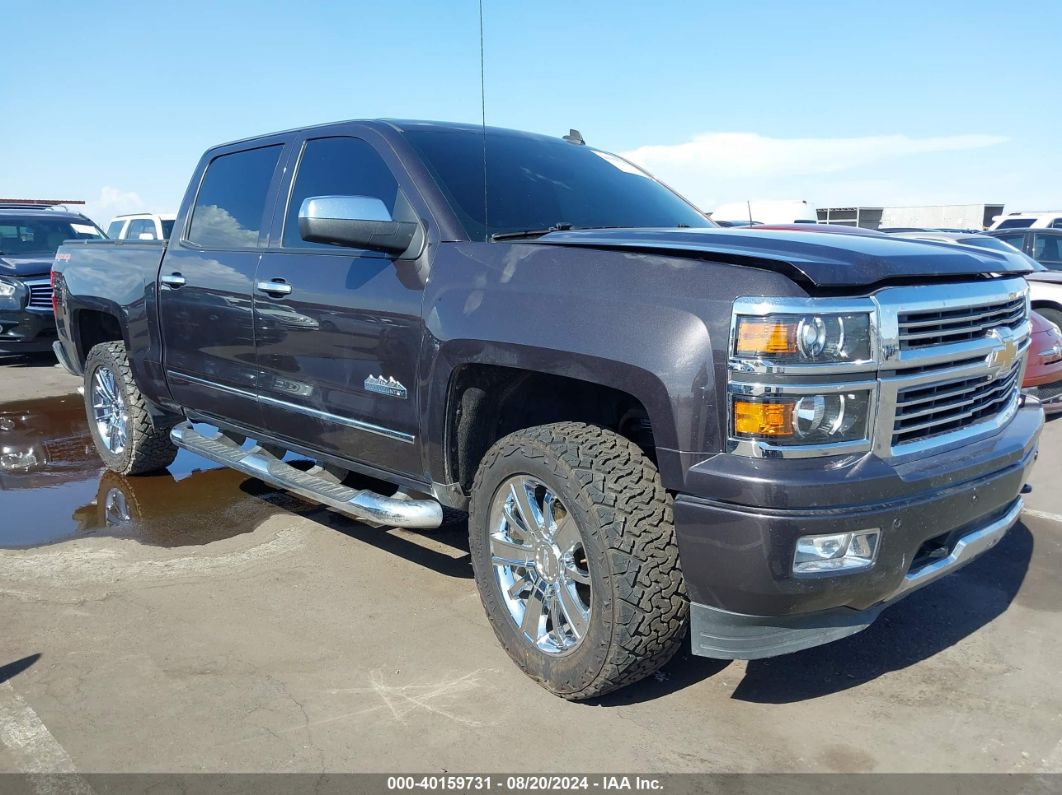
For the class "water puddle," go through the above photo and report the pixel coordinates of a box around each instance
[0,394,309,549]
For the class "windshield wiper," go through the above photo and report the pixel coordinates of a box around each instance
[490,223,575,242]
[488,223,647,242]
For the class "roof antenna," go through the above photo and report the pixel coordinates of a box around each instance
[563,129,585,145]
[747,200,754,227]
[479,0,489,241]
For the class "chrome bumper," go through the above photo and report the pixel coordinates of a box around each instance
[891,497,1023,600]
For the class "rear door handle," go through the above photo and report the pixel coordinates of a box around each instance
[160,273,186,288]
[256,279,292,296]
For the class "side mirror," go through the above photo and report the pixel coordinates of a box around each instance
[298,196,419,256]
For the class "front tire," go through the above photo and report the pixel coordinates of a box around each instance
[468,422,688,700]
[83,341,178,475]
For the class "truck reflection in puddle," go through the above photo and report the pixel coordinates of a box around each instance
[0,395,309,549]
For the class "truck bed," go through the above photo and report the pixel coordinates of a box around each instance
[52,238,169,384]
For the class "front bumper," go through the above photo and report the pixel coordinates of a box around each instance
[689,498,1022,659]
[674,400,1042,659]
[0,308,56,354]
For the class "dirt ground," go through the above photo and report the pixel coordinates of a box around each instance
[1,353,1060,775]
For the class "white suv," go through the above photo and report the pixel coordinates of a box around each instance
[106,212,176,241]
[989,211,1062,231]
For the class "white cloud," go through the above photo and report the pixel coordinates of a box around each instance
[81,186,148,226]
[621,131,1008,211]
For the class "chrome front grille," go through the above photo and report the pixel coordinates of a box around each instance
[878,277,1030,457]
[891,361,1023,447]
[24,279,53,311]
[897,296,1025,349]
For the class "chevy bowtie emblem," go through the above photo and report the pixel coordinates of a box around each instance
[986,330,1020,378]
[364,374,408,399]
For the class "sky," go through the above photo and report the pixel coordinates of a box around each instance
[4,0,1061,226]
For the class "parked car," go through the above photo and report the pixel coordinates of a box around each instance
[1025,312,1062,414]
[106,212,176,241]
[988,228,1062,271]
[52,119,1042,699]
[0,203,105,354]
[748,223,887,237]
[887,229,1026,254]
[879,227,982,234]
[989,211,1062,231]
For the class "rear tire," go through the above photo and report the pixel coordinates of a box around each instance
[468,422,688,700]
[83,341,178,475]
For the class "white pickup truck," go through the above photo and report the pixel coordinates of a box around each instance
[105,212,176,241]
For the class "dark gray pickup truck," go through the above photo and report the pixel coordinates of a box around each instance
[52,120,1043,699]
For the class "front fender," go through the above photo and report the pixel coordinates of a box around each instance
[418,242,807,488]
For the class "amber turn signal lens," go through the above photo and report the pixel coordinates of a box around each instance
[733,399,794,437]
[735,318,798,356]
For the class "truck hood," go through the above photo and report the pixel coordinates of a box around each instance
[0,253,55,279]
[1027,271,1062,285]
[537,228,1033,288]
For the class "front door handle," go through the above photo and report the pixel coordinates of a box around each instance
[256,279,292,297]
[160,273,186,288]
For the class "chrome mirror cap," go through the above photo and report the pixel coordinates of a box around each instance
[298,195,393,224]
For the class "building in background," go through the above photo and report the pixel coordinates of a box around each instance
[817,203,1005,231]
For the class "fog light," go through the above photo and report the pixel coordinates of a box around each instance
[793,529,880,574]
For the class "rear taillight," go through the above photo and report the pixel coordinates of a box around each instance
[50,269,58,314]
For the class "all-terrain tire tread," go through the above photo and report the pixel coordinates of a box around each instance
[471,422,688,700]
[85,341,178,475]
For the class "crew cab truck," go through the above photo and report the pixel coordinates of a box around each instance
[52,120,1042,699]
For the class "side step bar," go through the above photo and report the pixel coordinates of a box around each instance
[170,422,443,529]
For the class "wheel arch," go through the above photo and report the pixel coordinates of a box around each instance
[424,339,710,499]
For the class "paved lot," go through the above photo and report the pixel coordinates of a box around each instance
[0,355,1060,774]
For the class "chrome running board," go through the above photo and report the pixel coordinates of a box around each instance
[170,422,442,529]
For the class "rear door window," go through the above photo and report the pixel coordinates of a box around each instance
[188,145,283,248]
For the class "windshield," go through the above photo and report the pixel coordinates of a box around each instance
[0,217,104,254]
[996,218,1035,229]
[402,128,712,241]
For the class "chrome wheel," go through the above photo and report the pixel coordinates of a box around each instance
[91,367,129,455]
[489,475,592,655]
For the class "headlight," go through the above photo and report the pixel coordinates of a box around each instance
[731,390,872,446]
[0,277,26,309]
[733,312,872,365]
